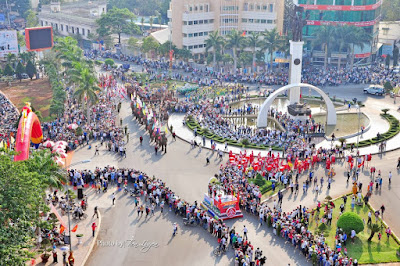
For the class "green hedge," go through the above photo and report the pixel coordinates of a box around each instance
[347,113,400,148]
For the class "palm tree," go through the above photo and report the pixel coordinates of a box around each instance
[313,26,336,69]
[141,17,145,32]
[348,27,372,69]
[205,31,225,69]
[73,68,99,124]
[262,28,284,71]
[368,223,380,242]
[149,16,154,32]
[333,26,351,69]
[226,30,246,71]
[247,32,261,73]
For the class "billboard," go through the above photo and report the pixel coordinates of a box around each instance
[0,30,18,57]
[25,26,53,51]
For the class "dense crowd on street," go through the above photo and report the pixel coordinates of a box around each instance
[0,91,19,144]
[87,50,399,88]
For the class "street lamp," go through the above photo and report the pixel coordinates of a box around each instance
[355,104,361,166]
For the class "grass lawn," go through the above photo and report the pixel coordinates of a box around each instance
[0,78,53,118]
[308,196,400,264]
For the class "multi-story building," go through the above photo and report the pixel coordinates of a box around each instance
[38,1,107,48]
[168,0,284,57]
[298,0,382,63]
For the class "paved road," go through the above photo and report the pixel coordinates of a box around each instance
[71,75,400,265]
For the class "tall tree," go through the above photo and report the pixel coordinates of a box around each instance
[262,28,284,71]
[382,0,400,21]
[348,27,371,69]
[313,26,335,69]
[333,26,352,69]
[226,30,246,72]
[3,63,14,76]
[393,45,399,67]
[73,68,99,124]
[26,60,37,80]
[15,61,25,82]
[141,36,160,58]
[96,7,140,44]
[149,16,154,32]
[25,10,39,27]
[247,32,261,73]
[205,31,225,69]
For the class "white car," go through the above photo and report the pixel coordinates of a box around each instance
[363,85,384,96]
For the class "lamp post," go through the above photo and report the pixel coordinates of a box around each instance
[355,104,361,166]
[65,185,73,252]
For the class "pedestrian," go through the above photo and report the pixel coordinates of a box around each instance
[243,225,248,240]
[92,222,97,237]
[94,145,99,156]
[112,193,116,205]
[388,171,392,184]
[92,206,99,218]
[63,251,67,266]
[140,136,143,145]
[380,205,385,218]
[68,251,74,266]
[52,250,58,263]
[172,132,176,141]
[206,157,210,165]
[155,145,158,155]
[367,211,372,225]
[386,227,391,238]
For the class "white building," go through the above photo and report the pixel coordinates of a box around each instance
[38,1,107,43]
[168,0,284,56]
[378,21,400,56]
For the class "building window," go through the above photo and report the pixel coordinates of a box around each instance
[199,32,203,36]
[263,5,267,11]
[205,4,209,12]
[55,23,58,30]
[194,45,198,49]
[209,19,214,23]
[243,3,248,11]
[204,31,209,36]
[249,4,254,11]
[249,19,254,23]
[189,6,192,11]
[199,20,203,24]
[194,20,198,25]
[269,4,274,13]
[60,24,63,31]
[77,28,80,34]
[194,33,198,37]
[72,27,74,34]
[200,5,203,11]
[40,20,43,26]
[256,5,261,10]
[184,21,187,25]
[261,19,266,24]
[88,29,90,35]
[45,21,48,26]
[267,20,273,24]
[82,28,85,35]
[188,21,193,25]
[188,33,193,37]
[189,45,193,49]
[255,19,260,23]
[183,33,187,37]
[66,25,69,32]
[242,18,248,23]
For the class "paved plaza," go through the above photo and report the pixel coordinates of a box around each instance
[69,95,400,265]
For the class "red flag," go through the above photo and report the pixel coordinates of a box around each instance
[60,225,65,234]
[241,31,246,36]
[71,225,78,232]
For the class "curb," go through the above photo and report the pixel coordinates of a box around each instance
[81,210,102,266]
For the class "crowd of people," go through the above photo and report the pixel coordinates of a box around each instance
[88,49,398,88]
[0,91,19,145]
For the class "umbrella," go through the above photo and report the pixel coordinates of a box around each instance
[67,123,78,130]
[43,140,55,148]
[55,141,68,146]
[58,152,67,159]
[55,158,65,166]
[60,246,69,251]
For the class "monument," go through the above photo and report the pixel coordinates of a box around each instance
[256,4,337,128]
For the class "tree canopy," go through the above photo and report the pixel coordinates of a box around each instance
[337,212,364,235]
[96,7,140,44]
[0,150,66,263]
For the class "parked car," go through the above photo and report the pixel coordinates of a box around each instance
[363,85,384,96]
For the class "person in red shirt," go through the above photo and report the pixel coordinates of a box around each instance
[92,222,97,237]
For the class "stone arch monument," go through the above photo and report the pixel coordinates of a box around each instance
[257,83,337,128]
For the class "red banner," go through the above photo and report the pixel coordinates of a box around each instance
[300,0,381,11]
[355,53,371,58]
[306,17,379,27]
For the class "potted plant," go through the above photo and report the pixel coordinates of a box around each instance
[40,239,51,263]
[76,234,84,245]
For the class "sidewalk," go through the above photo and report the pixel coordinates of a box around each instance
[29,188,102,266]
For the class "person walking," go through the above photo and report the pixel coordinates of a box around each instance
[173,223,178,236]
[52,250,58,263]
[112,193,116,205]
[92,222,97,237]
[388,171,392,185]
[243,225,248,240]
[155,145,158,155]
[140,136,143,145]
[92,206,99,218]
[94,145,99,156]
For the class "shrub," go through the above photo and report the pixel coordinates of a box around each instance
[381,109,390,115]
[104,58,114,66]
[241,138,250,146]
[337,212,364,235]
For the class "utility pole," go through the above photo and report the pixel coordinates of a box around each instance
[5,0,11,26]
